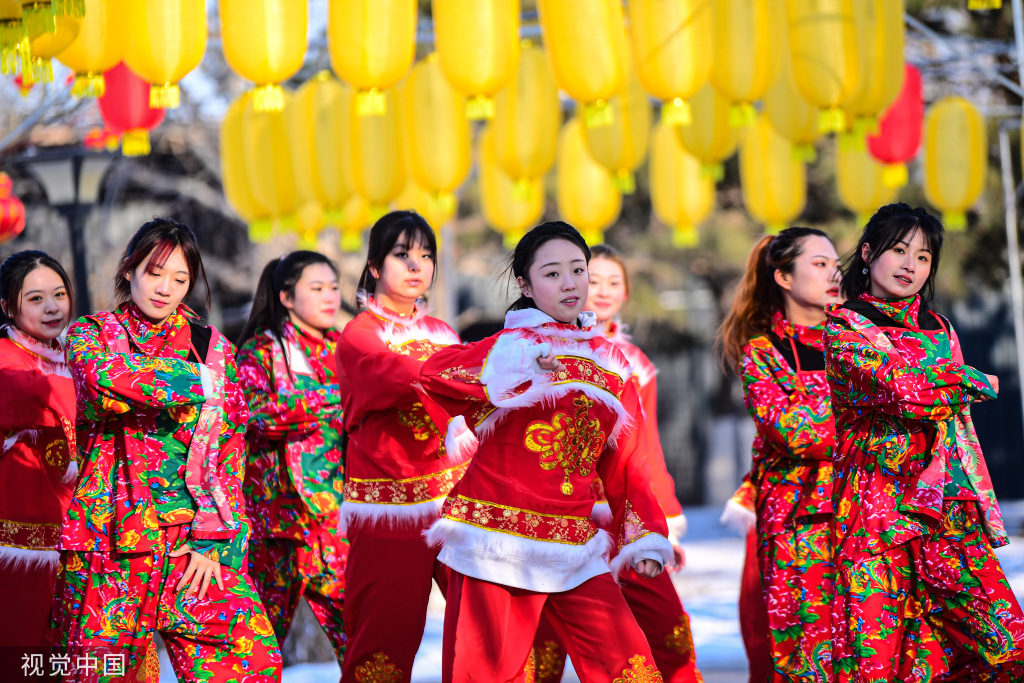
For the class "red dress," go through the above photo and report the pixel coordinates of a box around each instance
[0,327,77,648]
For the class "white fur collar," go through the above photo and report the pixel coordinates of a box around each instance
[504,308,598,336]
[357,289,431,327]
[5,326,69,368]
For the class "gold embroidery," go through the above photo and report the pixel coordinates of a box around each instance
[619,500,653,550]
[395,402,446,456]
[0,518,61,550]
[354,652,402,683]
[344,462,470,506]
[387,339,445,362]
[525,396,606,495]
[145,640,160,683]
[665,613,694,657]
[44,438,69,468]
[443,495,597,544]
[535,640,565,682]
[612,655,663,682]
[438,364,480,382]
[523,648,536,683]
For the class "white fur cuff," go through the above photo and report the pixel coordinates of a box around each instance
[479,335,546,406]
[666,514,688,546]
[720,499,757,536]
[609,532,673,579]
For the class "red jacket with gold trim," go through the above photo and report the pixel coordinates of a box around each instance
[335,295,476,532]
[420,309,673,593]
[0,328,77,569]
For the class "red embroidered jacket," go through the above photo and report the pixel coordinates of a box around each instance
[336,295,475,532]
[420,309,673,593]
[0,328,77,569]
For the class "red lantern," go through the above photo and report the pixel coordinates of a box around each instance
[0,173,26,245]
[867,64,923,188]
[97,62,164,157]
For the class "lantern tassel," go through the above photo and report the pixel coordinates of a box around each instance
[121,129,151,157]
[662,99,691,127]
[512,178,534,201]
[431,192,457,220]
[766,223,787,235]
[466,95,494,120]
[943,211,968,232]
[838,132,865,152]
[357,88,386,116]
[728,102,757,128]
[22,57,52,86]
[613,169,636,194]
[968,0,1001,8]
[579,228,604,246]
[150,83,180,109]
[340,229,363,253]
[0,20,25,75]
[502,228,526,251]
[252,84,285,113]
[881,163,908,188]
[248,220,274,244]
[71,72,105,98]
[584,100,614,128]
[700,163,724,182]
[368,203,389,223]
[856,213,872,228]
[297,230,319,250]
[791,143,817,163]
[818,107,846,134]
[21,2,56,38]
[52,0,85,17]
[672,225,699,249]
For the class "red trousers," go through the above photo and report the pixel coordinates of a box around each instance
[739,530,775,683]
[341,520,449,683]
[0,558,57,647]
[444,571,661,683]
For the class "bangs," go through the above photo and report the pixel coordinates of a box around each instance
[868,216,943,263]
[143,238,181,272]
[395,225,436,255]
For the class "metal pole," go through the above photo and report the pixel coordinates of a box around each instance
[997,126,1024,448]
[440,220,457,328]
[67,156,90,317]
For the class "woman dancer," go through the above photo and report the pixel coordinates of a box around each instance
[336,211,476,683]
[0,251,76,648]
[826,204,1024,681]
[54,218,281,681]
[421,221,673,682]
[237,251,347,663]
[717,227,843,682]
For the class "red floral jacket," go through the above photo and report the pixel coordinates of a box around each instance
[238,322,344,541]
[0,328,77,569]
[825,293,1005,564]
[419,308,672,593]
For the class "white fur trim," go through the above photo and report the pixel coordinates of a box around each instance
[503,309,600,338]
[6,326,69,368]
[609,532,674,579]
[591,501,612,527]
[479,334,545,405]
[666,514,688,546]
[0,545,59,571]
[444,415,478,463]
[358,289,440,329]
[3,429,38,453]
[720,499,758,536]
[338,498,443,535]
[426,517,614,593]
[62,460,79,484]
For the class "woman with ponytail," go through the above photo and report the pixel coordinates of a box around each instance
[236,251,347,664]
[825,204,1024,680]
[419,222,674,681]
[716,227,843,682]
[0,251,76,648]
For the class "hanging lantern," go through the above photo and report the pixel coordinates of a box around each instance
[0,172,26,245]
[432,0,519,120]
[674,83,740,181]
[968,1,1001,9]
[740,115,806,233]
[787,0,861,133]
[401,55,471,213]
[537,0,628,128]
[55,0,127,97]
[19,0,83,39]
[923,96,986,232]
[1,1,26,75]
[581,65,651,194]
[394,179,457,233]
[709,0,778,127]
[650,121,714,248]
[23,13,78,84]
[844,0,904,137]
[762,5,819,162]
[243,89,299,233]
[327,0,416,116]
[97,61,165,156]
[836,136,898,225]
[867,64,923,188]
[220,0,307,112]
[349,86,406,217]
[556,118,621,245]
[221,93,272,242]
[124,0,207,109]
[334,194,370,252]
[490,40,561,190]
[480,127,545,249]
[628,0,712,127]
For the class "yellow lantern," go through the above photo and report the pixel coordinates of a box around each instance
[220,0,307,112]
[709,0,778,127]
[762,5,819,162]
[125,0,207,109]
[787,0,861,133]
[327,0,416,116]
[24,14,78,84]
[923,96,987,232]
[432,0,519,120]
[650,121,714,248]
[349,86,406,217]
[242,89,299,232]
[402,55,471,209]
[222,93,273,243]
[0,0,24,76]
[394,179,457,232]
[336,194,371,252]
[556,118,621,245]
[490,41,561,188]
[740,116,806,233]
[581,65,651,194]
[836,136,898,225]
[480,127,545,249]
[674,83,739,181]
[969,1,1001,9]
[537,0,628,128]
[55,0,127,97]
[286,73,353,226]
[628,0,712,126]
[845,0,904,136]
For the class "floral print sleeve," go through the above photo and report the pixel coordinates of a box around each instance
[66,316,206,421]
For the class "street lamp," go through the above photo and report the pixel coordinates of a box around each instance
[17,146,115,317]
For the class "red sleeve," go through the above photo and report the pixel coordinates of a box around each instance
[418,336,498,421]
[336,319,428,424]
[0,363,75,432]
[637,374,683,518]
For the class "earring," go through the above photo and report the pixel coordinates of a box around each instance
[861,267,868,274]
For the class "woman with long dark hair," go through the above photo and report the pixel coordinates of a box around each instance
[717,227,843,682]
[237,251,347,665]
[420,221,673,681]
[826,203,1024,680]
[53,218,281,681]
[0,250,76,648]
[335,211,475,682]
